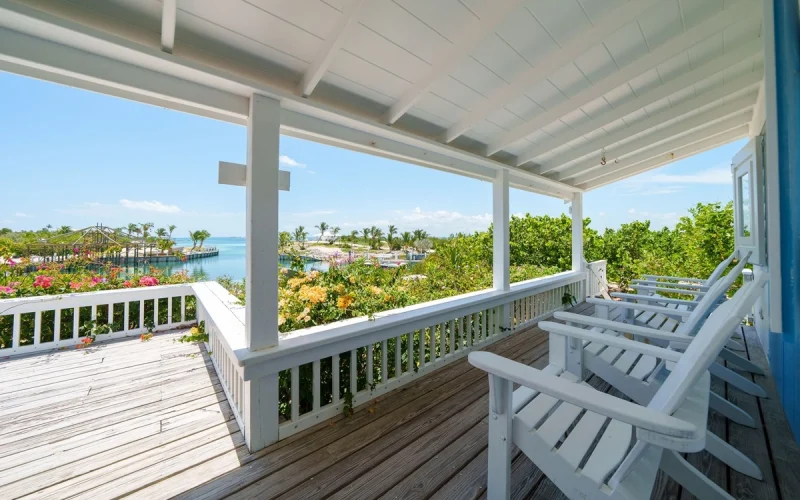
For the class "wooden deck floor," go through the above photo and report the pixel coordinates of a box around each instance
[1,302,798,499]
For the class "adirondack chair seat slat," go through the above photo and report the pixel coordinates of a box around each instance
[582,419,633,487]
[556,410,607,469]
[517,371,580,431]
[511,364,563,414]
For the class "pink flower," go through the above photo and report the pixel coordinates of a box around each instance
[33,275,53,289]
[123,280,132,288]
[0,286,15,295]
[70,281,83,290]
[138,276,159,287]
[91,276,102,284]
[9,281,20,287]
[6,258,16,267]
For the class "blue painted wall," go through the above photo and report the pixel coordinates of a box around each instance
[770,0,800,439]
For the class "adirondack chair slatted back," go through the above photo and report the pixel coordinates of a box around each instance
[704,250,738,288]
[649,275,765,415]
[609,276,765,490]
[675,254,750,337]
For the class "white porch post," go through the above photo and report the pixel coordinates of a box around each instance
[244,94,281,451]
[493,169,510,328]
[571,192,584,273]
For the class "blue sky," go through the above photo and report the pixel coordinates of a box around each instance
[0,71,741,238]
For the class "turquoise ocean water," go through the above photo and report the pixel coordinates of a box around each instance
[120,237,327,281]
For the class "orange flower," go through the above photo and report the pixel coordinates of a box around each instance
[337,295,355,310]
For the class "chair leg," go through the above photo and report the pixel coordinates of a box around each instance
[709,363,768,398]
[487,375,513,500]
[709,392,757,428]
[660,451,735,500]
[718,348,765,375]
[704,433,763,479]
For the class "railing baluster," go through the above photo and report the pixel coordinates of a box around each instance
[54,309,61,342]
[153,298,158,327]
[333,354,340,404]
[73,308,79,339]
[291,366,300,421]
[12,313,20,349]
[181,295,186,322]
[312,360,320,412]
[91,304,97,327]
[470,313,477,346]
[381,339,388,383]
[139,300,144,331]
[458,317,465,350]
[167,296,173,325]
[107,303,113,329]
[438,322,445,360]
[124,301,130,332]
[33,311,41,345]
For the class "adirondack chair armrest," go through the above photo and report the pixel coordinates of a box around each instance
[553,312,695,344]
[539,321,683,362]
[630,285,706,297]
[631,280,710,292]
[641,274,704,283]
[586,298,693,319]
[610,292,698,307]
[469,352,699,440]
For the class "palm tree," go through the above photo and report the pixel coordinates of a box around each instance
[294,226,308,249]
[370,226,384,250]
[168,225,177,239]
[155,228,168,240]
[127,223,140,237]
[350,230,359,242]
[140,222,154,239]
[58,225,72,234]
[401,231,413,249]
[412,229,428,242]
[188,230,199,249]
[197,230,211,248]
[361,227,370,245]
[329,226,341,244]
[387,224,397,247]
[315,222,329,242]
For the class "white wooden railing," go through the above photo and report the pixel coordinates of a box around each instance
[586,259,608,297]
[200,270,586,449]
[0,284,197,356]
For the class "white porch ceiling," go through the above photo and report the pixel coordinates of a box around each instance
[0,0,762,195]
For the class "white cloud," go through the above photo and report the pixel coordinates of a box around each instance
[14,212,31,217]
[598,211,606,217]
[279,155,306,168]
[119,199,182,214]
[649,166,731,185]
[627,208,636,214]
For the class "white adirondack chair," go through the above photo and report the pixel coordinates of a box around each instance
[541,268,767,480]
[571,257,766,429]
[470,277,765,500]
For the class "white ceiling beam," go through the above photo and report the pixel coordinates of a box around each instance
[160,0,176,54]
[443,0,663,143]
[380,0,527,125]
[518,39,762,166]
[539,77,760,175]
[749,78,766,137]
[484,0,758,156]
[556,103,753,181]
[579,125,748,190]
[569,118,750,186]
[297,0,366,98]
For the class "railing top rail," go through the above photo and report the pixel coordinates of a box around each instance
[231,270,583,377]
[0,283,196,312]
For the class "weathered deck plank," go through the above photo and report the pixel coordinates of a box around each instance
[0,307,798,500]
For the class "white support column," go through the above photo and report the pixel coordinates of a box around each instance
[246,94,281,350]
[493,169,510,329]
[243,94,282,452]
[571,192,584,273]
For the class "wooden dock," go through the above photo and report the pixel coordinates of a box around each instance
[0,302,798,499]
